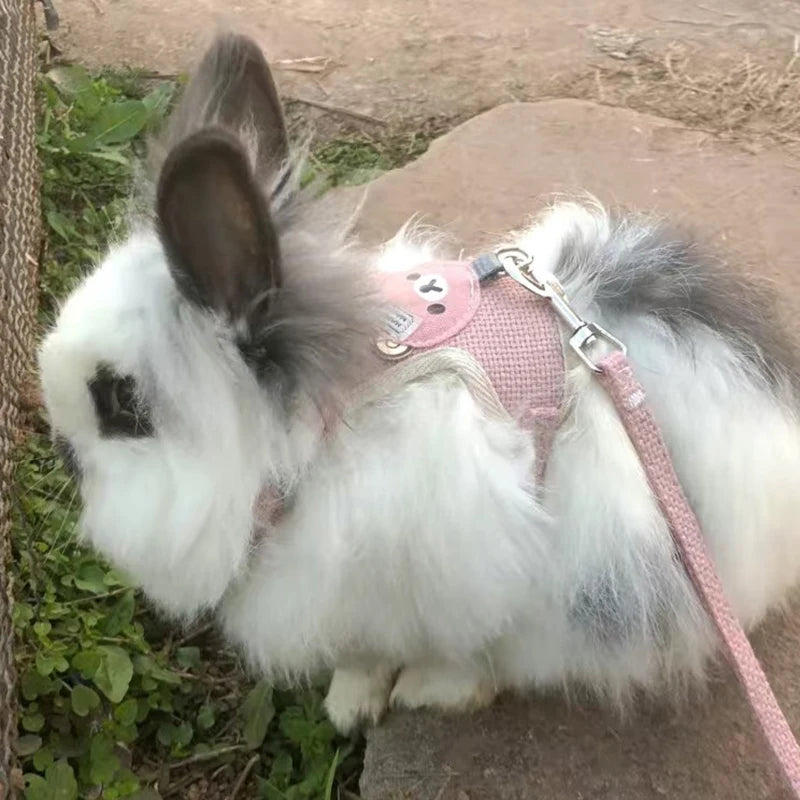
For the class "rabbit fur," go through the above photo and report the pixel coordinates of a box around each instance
[39,33,800,734]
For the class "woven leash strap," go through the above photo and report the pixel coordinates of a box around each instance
[598,350,800,797]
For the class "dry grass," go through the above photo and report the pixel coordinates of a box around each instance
[552,39,800,150]
[276,35,800,162]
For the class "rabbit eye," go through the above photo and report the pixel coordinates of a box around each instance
[88,365,153,438]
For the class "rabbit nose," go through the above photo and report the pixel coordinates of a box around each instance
[88,365,154,438]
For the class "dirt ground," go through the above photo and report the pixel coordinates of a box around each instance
[45,0,800,146]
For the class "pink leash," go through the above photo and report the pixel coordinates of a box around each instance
[598,351,800,797]
[495,245,800,797]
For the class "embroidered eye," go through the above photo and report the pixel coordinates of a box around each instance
[427,303,446,315]
[406,272,420,281]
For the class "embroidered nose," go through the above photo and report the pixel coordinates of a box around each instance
[419,279,443,294]
[413,273,449,301]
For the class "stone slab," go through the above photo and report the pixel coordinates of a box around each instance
[353,100,800,800]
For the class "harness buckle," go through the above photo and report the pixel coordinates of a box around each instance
[567,321,627,373]
[496,246,627,373]
[496,248,549,297]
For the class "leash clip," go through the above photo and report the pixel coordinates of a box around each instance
[496,247,627,372]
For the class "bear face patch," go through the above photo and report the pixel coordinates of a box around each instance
[378,261,481,350]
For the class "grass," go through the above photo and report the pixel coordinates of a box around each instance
[308,132,432,187]
[554,44,800,148]
[13,60,431,800]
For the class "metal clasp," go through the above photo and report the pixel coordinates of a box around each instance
[496,246,626,372]
[496,248,548,297]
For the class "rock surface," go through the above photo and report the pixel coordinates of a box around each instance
[353,100,800,800]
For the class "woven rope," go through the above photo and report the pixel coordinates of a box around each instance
[599,351,800,797]
[0,0,40,795]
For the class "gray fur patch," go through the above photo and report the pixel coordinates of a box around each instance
[556,212,800,395]
[569,575,669,648]
[569,563,676,650]
[236,186,385,408]
[139,33,384,410]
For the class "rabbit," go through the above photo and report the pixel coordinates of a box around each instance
[39,31,800,736]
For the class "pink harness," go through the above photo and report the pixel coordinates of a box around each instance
[256,249,800,795]
[379,249,800,794]
[377,256,565,479]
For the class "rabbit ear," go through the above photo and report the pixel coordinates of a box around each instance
[162,33,288,182]
[156,127,281,319]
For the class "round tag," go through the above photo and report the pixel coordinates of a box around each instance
[376,339,412,360]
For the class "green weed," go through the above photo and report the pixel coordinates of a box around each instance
[309,131,432,187]
[13,63,381,800]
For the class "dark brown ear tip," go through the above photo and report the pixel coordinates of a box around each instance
[203,31,272,74]
[207,31,262,54]
[155,127,263,238]
[158,127,249,188]
[165,126,245,159]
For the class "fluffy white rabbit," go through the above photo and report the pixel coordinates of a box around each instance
[39,32,800,735]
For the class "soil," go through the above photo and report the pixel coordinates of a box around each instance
[45,0,800,147]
